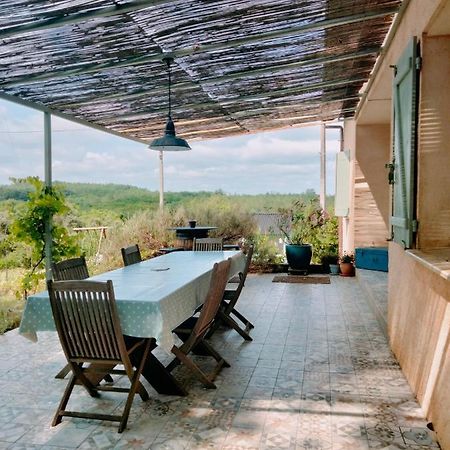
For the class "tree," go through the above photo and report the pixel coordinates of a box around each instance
[10,177,80,296]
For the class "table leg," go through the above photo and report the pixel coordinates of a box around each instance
[125,336,187,396]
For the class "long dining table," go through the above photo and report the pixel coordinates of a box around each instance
[19,250,246,395]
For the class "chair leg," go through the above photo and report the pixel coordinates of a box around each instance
[170,346,216,389]
[200,340,230,368]
[230,308,255,329]
[55,363,71,379]
[119,340,152,433]
[218,311,253,341]
[52,374,77,426]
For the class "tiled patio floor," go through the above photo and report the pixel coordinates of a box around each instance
[0,272,440,449]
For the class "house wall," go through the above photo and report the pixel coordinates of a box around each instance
[388,243,450,449]
[344,1,450,447]
[353,125,391,247]
[417,35,450,248]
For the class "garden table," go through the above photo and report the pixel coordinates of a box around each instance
[19,250,245,395]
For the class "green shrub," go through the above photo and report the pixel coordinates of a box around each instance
[182,195,257,242]
[278,197,338,263]
[9,177,80,296]
[248,234,284,271]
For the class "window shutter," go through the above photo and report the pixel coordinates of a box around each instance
[335,150,350,217]
[391,37,419,248]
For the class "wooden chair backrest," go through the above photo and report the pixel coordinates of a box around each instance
[193,258,231,338]
[52,257,89,281]
[121,244,142,266]
[241,245,254,285]
[47,280,127,363]
[225,246,254,310]
[193,238,223,251]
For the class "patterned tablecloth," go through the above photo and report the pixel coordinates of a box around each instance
[19,251,245,352]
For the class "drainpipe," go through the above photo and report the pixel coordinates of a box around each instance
[320,123,344,211]
[320,124,326,211]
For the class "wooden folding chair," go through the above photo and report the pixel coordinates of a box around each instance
[209,246,255,341]
[47,279,152,433]
[51,256,90,380]
[121,244,142,266]
[52,256,89,281]
[193,237,223,251]
[167,258,231,389]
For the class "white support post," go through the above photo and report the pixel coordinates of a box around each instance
[159,150,164,209]
[44,112,52,280]
[320,123,326,211]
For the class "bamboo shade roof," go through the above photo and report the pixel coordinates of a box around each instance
[0,0,401,143]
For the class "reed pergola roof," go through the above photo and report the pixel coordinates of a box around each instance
[0,0,401,144]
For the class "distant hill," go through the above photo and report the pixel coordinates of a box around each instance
[0,182,332,218]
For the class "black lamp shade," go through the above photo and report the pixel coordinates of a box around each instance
[149,117,191,151]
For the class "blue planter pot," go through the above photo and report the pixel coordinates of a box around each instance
[285,244,312,271]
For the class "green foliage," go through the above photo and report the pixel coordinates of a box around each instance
[181,195,257,242]
[278,197,339,263]
[10,177,80,296]
[340,252,354,263]
[0,268,26,333]
[247,234,284,271]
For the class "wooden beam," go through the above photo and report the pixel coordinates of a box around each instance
[0,0,171,39]
[98,95,361,127]
[0,91,147,145]
[172,7,399,58]
[218,77,369,105]
[48,47,378,109]
[1,7,393,88]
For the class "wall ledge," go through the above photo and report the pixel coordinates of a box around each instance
[407,248,450,281]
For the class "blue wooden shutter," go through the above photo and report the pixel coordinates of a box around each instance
[391,38,419,248]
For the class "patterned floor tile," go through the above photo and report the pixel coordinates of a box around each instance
[0,273,442,450]
[400,427,439,447]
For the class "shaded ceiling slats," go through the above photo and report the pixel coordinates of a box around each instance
[0,0,402,142]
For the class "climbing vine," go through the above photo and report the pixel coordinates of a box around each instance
[10,177,80,297]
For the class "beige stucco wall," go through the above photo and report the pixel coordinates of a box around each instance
[417,35,450,248]
[352,125,391,247]
[388,243,450,449]
[342,122,390,251]
[346,2,450,448]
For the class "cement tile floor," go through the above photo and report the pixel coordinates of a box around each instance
[0,272,440,449]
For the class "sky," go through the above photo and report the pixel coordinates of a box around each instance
[0,99,341,195]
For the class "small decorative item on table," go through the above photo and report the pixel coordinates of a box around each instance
[188,220,197,228]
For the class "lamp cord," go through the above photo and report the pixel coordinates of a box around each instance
[167,59,172,118]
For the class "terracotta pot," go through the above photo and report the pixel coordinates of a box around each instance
[339,262,355,277]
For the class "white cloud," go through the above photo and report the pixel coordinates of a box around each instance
[0,99,342,194]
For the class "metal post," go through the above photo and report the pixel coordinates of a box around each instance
[159,150,164,209]
[44,112,52,280]
[320,123,326,211]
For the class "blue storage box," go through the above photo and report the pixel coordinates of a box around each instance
[355,247,388,272]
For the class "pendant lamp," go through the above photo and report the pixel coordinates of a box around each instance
[149,56,191,151]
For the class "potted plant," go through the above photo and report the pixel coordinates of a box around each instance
[339,253,355,277]
[321,253,340,275]
[278,199,327,272]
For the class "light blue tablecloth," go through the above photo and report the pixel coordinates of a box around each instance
[19,251,245,352]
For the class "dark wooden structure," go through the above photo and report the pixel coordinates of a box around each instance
[121,244,142,266]
[167,258,231,389]
[47,279,152,433]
